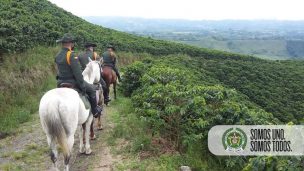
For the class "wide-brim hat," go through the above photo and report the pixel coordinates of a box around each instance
[84,42,97,48]
[56,33,75,43]
[107,45,116,51]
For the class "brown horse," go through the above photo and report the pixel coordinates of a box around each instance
[88,85,104,140]
[102,65,117,105]
[87,61,105,140]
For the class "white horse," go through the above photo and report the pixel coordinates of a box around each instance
[39,60,102,171]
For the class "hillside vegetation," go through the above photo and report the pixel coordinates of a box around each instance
[0,47,58,135]
[0,0,304,170]
[0,0,258,60]
[120,56,302,170]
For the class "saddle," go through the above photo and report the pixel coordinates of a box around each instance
[58,83,91,109]
[59,83,74,88]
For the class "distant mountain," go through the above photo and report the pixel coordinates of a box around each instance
[84,16,304,59]
[83,16,304,32]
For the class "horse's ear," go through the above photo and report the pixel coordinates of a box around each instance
[88,57,93,62]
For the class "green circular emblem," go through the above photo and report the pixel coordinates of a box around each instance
[222,128,247,152]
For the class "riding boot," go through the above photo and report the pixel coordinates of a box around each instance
[103,87,111,103]
[100,77,107,89]
[84,82,102,118]
[113,66,122,82]
[88,93,103,118]
[117,72,122,82]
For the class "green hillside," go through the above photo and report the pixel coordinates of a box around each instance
[1,0,304,133]
[183,39,290,60]
[120,56,303,170]
[1,0,304,170]
[0,0,258,60]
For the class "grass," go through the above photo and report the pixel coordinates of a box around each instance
[0,143,50,170]
[0,47,151,136]
[0,113,51,171]
[0,143,49,171]
[106,93,209,171]
[0,46,58,135]
[1,163,22,171]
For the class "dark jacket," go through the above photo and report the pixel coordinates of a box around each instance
[55,47,85,91]
[102,51,117,67]
[78,50,95,71]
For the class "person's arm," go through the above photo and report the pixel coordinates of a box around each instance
[110,52,117,65]
[69,52,86,92]
[113,56,117,65]
[101,52,105,64]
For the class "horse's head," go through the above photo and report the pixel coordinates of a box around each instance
[82,58,102,84]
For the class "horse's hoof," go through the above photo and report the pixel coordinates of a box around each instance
[79,146,85,154]
[53,166,60,171]
[90,135,96,140]
[79,149,85,154]
[85,148,92,155]
[98,126,103,130]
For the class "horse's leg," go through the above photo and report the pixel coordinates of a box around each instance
[90,120,96,140]
[79,125,85,154]
[85,115,94,155]
[107,84,111,101]
[113,82,117,99]
[98,90,104,130]
[64,135,74,171]
[104,84,110,105]
[47,135,59,171]
[97,115,103,130]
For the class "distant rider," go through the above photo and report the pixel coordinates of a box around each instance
[101,45,122,82]
[55,34,102,117]
[78,42,109,102]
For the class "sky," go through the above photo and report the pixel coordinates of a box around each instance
[48,0,304,20]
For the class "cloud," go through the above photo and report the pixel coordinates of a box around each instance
[48,0,304,20]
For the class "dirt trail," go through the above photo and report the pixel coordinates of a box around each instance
[0,104,125,171]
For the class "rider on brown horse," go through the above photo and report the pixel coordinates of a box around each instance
[101,45,120,104]
[102,45,121,82]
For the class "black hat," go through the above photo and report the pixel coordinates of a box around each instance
[84,42,97,48]
[56,33,75,43]
[107,45,116,51]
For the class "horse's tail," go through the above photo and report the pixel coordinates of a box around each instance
[44,104,69,159]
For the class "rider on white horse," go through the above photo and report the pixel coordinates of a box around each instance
[78,42,109,102]
[55,33,102,117]
[39,33,103,171]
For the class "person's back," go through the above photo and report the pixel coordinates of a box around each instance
[55,47,84,90]
[56,48,74,82]
[102,51,115,66]
[102,45,121,81]
[78,50,94,71]
[78,42,99,71]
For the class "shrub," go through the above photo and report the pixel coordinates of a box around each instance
[123,60,282,170]
[120,60,151,96]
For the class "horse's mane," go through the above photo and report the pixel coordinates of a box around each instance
[82,61,100,84]
[82,61,94,76]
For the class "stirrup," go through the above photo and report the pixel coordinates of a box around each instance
[93,105,103,118]
[59,83,74,88]
[105,98,111,103]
